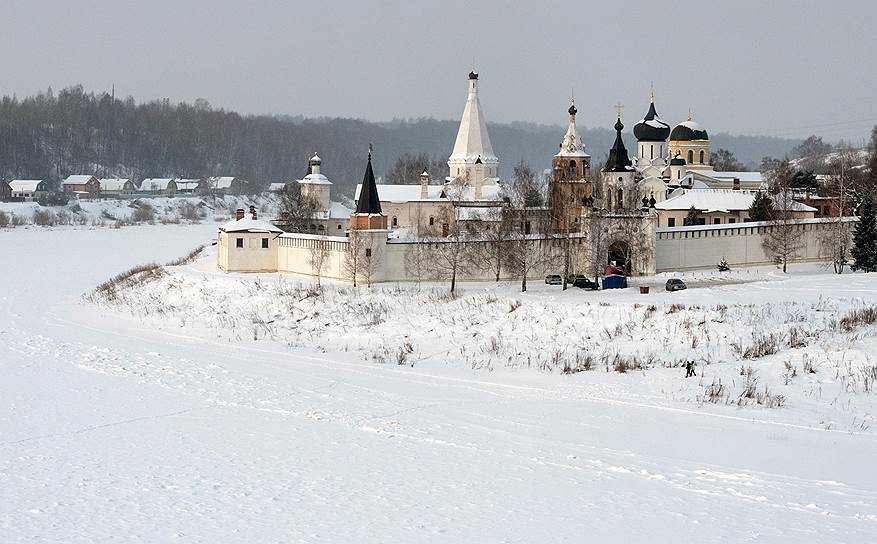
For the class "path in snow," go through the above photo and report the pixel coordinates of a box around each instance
[1,225,876,543]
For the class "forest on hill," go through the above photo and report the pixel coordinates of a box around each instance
[0,86,801,197]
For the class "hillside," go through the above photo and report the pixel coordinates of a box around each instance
[0,86,799,198]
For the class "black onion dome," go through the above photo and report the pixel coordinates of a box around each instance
[468,70,479,80]
[633,102,671,141]
[670,119,709,141]
[670,155,686,166]
[568,102,577,116]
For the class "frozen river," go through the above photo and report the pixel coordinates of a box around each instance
[2,225,876,543]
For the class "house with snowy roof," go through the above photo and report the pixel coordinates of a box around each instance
[9,179,47,199]
[62,175,99,195]
[654,189,816,227]
[206,176,246,195]
[99,178,137,195]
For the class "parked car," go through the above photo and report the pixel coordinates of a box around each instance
[567,274,587,284]
[573,277,599,290]
[544,274,562,285]
[665,278,687,292]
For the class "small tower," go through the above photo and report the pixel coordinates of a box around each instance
[298,153,332,212]
[419,170,430,199]
[350,146,388,230]
[668,153,688,185]
[549,100,593,232]
[601,115,636,212]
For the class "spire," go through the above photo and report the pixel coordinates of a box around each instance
[355,144,382,215]
[449,70,497,164]
[604,117,632,172]
[556,99,588,158]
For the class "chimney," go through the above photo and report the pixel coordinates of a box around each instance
[733,178,740,191]
[420,171,429,199]
[235,208,245,220]
[249,205,257,220]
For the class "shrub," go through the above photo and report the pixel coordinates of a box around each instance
[131,203,156,223]
[703,378,726,404]
[37,192,69,206]
[166,245,206,267]
[32,209,56,226]
[89,262,165,302]
[836,306,877,332]
[742,333,779,359]
[0,210,9,227]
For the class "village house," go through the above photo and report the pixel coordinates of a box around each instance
[207,176,246,196]
[98,178,137,196]
[0,180,11,201]
[9,179,47,199]
[654,189,816,227]
[62,175,100,195]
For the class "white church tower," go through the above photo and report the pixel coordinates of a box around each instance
[447,70,499,196]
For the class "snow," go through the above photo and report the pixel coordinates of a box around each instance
[62,174,95,185]
[656,189,817,213]
[9,179,43,192]
[97,178,130,191]
[2,225,877,542]
[218,217,283,233]
[299,173,332,185]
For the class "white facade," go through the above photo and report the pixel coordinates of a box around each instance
[447,72,499,186]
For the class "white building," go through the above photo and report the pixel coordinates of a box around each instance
[353,71,505,237]
[9,179,47,199]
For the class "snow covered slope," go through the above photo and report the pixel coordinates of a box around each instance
[2,225,877,543]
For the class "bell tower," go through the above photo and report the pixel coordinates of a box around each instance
[549,100,593,233]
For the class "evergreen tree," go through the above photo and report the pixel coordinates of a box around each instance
[748,191,774,221]
[683,206,701,226]
[851,196,877,272]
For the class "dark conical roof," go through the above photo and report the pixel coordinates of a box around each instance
[604,117,632,172]
[355,150,382,215]
[568,102,577,116]
[468,70,479,80]
[633,101,671,141]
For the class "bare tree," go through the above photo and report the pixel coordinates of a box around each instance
[470,207,512,282]
[403,236,431,285]
[343,230,381,287]
[278,182,319,233]
[820,148,854,273]
[308,239,330,288]
[585,210,610,283]
[763,162,805,273]
[426,204,472,294]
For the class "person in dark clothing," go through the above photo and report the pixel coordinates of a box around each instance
[685,360,697,378]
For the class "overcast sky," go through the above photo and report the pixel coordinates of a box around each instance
[2,0,875,142]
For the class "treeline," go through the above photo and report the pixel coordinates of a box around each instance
[0,85,800,197]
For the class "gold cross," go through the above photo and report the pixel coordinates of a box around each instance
[614,101,624,117]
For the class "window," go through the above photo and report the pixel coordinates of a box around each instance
[337,224,342,230]
[650,144,654,159]
[699,150,705,164]
[392,217,398,227]
[365,248,372,257]
[729,218,737,224]
[696,218,706,226]
[261,238,269,248]
[524,221,531,235]
[688,150,694,163]
[713,218,721,225]
[668,217,676,227]
[236,237,243,248]
[617,189,623,208]
[429,216,434,226]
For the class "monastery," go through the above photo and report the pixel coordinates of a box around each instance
[217,71,845,282]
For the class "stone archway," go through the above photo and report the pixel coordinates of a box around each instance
[607,240,631,273]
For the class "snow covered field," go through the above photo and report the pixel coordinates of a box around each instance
[3,225,877,543]
[0,194,282,228]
